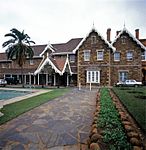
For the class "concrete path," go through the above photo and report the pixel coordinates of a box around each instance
[0,88,97,150]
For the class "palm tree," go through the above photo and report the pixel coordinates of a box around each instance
[2,28,35,87]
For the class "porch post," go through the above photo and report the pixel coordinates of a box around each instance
[34,75,36,85]
[67,73,69,87]
[53,74,56,86]
[38,74,40,85]
[29,73,31,85]
[24,75,26,84]
[46,74,48,85]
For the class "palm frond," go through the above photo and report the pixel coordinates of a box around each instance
[2,39,16,48]
[5,33,17,39]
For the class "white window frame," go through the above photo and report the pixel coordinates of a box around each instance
[119,71,128,82]
[86,71,100,83]
[141,51,146,61]
[97,50,104,61]
[84,50,90,61]
[126,51,133,61]
[114,52,120,61]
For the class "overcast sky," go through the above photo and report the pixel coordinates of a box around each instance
[0,0,146,52]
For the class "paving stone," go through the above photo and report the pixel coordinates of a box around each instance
[0,88,97,149]
[6,133,29,144]
[11,144,25,150]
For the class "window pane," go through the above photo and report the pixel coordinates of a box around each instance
[119,72,128,82]
[97,51,103,60]
[84,50,90,61]
[127,51,133,61]
[114,52,120,61]
[96,72,98,82]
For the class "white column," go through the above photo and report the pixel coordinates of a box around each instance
[67,73,69,87]
[46,74,48,85]
[53,74,56,86]
[29,73,31,85]
[34,75,36,85]
[24,75,26,84]
[38,74,40,85]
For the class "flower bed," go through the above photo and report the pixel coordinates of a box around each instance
[88,88,144,150]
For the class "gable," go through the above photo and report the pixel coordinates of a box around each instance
[112,27,146,51]
[73,28,115,53]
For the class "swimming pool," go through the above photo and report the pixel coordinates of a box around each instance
[0,90,32,100]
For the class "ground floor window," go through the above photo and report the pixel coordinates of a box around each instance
[119,71,128,82]
[86,71,100,83]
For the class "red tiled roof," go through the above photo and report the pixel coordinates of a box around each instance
[50,57,66,71]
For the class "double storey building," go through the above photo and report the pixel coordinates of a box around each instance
[0,27,146,87]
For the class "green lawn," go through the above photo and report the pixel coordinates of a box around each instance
[113,87,146,133]
[0,88,70,125]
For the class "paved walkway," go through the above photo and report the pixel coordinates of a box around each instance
[0,88,97,150]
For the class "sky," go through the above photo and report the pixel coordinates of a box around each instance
[0,0,146,52]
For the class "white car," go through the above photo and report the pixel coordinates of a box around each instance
[0,79,7,87]
[116,80,142,87]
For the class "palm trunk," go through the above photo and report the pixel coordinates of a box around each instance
[21,66,24,88]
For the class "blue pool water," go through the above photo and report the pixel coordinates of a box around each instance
[0,90,31,100]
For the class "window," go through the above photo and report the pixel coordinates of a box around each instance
[121,36,126,44]
[91,35,97,44]
[30,59,34,65]
[84,50,90,61]
[127,51,133,61]
[70,55,75,62]
[114,52,120,61]
[86,71,100,83]
[141,51,146,61]
[97,50,104,60]
[119,71,128,82]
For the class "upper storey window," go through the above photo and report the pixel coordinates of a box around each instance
[70,55,75,62]
[97,50,104,61]
[91,35,97,44]
[84,50,90,61]
[114,52,120,61]
[141,51,146,61]
[121,36,126,44]
[127,51,133,61]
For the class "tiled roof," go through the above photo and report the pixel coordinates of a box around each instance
[31,44,47,56]
[50,57,66,71]
[0,53,7,60]
[52,38,83,53]
[140,39,146,47]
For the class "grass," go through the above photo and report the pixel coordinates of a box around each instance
[0,88,70,125]
[113,87,146,133]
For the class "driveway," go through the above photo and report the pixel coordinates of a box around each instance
[0,88,97,150]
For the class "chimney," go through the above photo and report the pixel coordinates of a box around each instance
[116,31,120,36]
[135,29,139,39]
[107,28,111,42]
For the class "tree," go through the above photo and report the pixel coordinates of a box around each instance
[2,28,35,87]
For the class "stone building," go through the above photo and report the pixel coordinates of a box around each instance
[0,27,146,87]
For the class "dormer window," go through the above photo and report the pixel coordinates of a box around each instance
[91,35,97,44]
[121,36,126,44]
